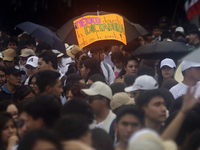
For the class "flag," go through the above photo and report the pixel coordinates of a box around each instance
[185,0,200,20]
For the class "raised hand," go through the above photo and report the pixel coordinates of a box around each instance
[181,87,197,114]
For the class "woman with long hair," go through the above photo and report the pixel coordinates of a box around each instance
[0,112,17,150]
[114,56,139,83]
[80,58,104,83]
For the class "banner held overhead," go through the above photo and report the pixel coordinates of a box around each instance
[73,14,127,49]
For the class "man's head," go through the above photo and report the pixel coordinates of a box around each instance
[81,81,112,114]
[54,115,92,146]
[25,56,39,77]
[125,75,158,99]
[5,65,25,87]
[188,28,200,44]
[22,94,61,130]
[35,70,63,97]
[20,49,36,65]
[25,37,36,52]
[135,89,167,123]
[115,105,144,143]
[181,60,200,83]
[35,42,52,56]
[6,37,18,51]
[3,49,17,67]
[152,26,161,38]
[38,51,58,71]
[90,48,104,62]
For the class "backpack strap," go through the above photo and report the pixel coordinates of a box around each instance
[103,62,110,83]
[61,75,67,86]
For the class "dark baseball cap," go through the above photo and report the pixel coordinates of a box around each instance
[5,65,25,75]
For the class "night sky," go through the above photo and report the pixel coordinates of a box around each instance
[0,0,187,35]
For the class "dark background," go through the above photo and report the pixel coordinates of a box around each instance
[0,0,188,35]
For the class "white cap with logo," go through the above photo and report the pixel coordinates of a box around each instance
[181,60,200,72]
[160,58,176,69]
[125,75,158,92]
[25,56,38,68]
[81,81,112,100]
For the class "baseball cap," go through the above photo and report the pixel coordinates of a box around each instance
[181,60,200,72]
[20,49,35,57]
[25,56,38,68]
[3,49,17,61]
[128,129,177,150]
[125,75,158,92]
[175,27,184,34]
[5,65,25,75]
[81,81,112,100]
[160,58,176,69]
[66,45,82,59]
[110,92,135,111]
[0,53,3,59]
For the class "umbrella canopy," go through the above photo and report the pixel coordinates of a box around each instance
[57,11,148,48]
[132,41,194,60]
[182,47,200,63]
[16,21,66,54]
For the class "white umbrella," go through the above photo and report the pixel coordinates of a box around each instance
[182,47,200,63]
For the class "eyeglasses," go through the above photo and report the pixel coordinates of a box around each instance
[21,57,28,62]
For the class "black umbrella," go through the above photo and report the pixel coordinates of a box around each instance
[132,41,194,60]
[57,11,148,48]
[16,21,66,54]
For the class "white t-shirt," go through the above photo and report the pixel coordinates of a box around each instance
[104,52,114,68]
[90,110,116,133]
[58,57,73,74]
[169,81,200,99]
[101,61,115,85]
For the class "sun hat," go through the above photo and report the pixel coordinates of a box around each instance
[181,60,200,72]
[3,49,17,61]
[110,92,135,111]
[128,128,177,150]
[25,56,38,68]
[66,45,82,59]
[81,81,112,100]
[125,75,158,92]
[20,49,35,57]
[160,58,176,69]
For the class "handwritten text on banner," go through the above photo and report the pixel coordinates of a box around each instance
[73,14,127,48]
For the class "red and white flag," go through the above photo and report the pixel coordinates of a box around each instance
[185,0,200,20]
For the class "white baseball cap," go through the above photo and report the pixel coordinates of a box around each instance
[181,60,200,72]
[125,75,158,92]
[175,26,184,34]
[81,81,112,100]
[25,56,38,68]
[160,58,176,69]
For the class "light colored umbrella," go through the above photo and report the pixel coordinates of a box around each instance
[182,47,200,63]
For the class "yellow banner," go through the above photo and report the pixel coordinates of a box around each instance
[73,14,127,48]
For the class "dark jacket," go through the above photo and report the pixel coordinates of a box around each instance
[0,83,13,101]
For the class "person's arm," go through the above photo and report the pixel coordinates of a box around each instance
[161,87,197,140]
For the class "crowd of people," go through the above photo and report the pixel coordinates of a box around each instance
[0,17,200,150]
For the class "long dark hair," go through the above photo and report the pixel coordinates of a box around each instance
[81,58,104,82]
[118,56,139,77]
[0,112,17,145]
